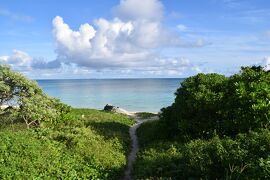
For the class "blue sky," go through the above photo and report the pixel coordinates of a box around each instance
[0,0,270,79]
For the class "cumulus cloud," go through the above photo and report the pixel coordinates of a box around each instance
[52,15,202,74]
[0,50,32,71]
[0,50,61,71]
[263,57,270,71]
[1,0,208,78]
[53,16,153,68]
[52,0,208,75]
[113,0,164,21]
[31,59,61,69]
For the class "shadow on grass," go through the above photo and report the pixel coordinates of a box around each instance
[133,155,185,179]
[87,121,130,142]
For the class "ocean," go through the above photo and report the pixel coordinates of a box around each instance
[37,79,184,113]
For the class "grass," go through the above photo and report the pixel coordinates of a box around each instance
[0,108,134,179]
[133,120,183,179]
[135,112,157,119]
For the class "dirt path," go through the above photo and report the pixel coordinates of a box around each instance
[123,115,159,180]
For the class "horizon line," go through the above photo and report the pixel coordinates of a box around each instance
[34,77,187,81]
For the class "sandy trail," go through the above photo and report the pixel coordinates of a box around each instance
[123,114,159,180]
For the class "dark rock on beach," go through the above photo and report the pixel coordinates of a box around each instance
[103,104,118,112]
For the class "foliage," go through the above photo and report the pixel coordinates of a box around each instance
[161,66,270,137]
[134,66,270,179]
[0,108,134,179]
[0,67,134,178]
[134,121,270,179]
[0,130,105,179]
[222,66,270,135]
[135,112,157,119]
[0,65,70,128]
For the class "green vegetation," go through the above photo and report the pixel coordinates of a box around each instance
[161,66,270,138]
[0,65,70,128]
[0,65,134,179]
[135,112,157,119]
[134,66,270,179]
[0,109,134,179]
[2,65,270,179]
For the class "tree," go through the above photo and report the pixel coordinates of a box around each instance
[0,65,70,128]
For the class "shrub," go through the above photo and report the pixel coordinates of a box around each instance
[135,125,270,179]
[222,66,270,135]
[160,73,227,137]
[180,129,270,179]
[161,66,270,138]
[0,109,134,179]
[0,130,105,179]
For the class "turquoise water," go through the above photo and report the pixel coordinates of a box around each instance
[37,79,184,112]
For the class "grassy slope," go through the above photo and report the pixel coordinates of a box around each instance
[0,108,134,179]
[135,112,157,119]
[133,120,183,179]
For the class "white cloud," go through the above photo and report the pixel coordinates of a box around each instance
[31,58,61,69]
[0,49,201,78]
[53,16,154,68]
[52,15,203,75]
[52,0,208,74]
[263,57,270,71]
[177,24,187,31]
[0,50,61,71]
[113,0,163,21]
[0,56,9,63]
[1,0,209,78]
[0,50,32,71]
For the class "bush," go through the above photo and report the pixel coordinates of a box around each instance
[0,109,134,179]
[134,123,270,179]
[0,130,105,179]
[180,129,270,179]
[222,66,270,135]
[0,67,134,179]
[135,66,270,179]
[161,66,270,138]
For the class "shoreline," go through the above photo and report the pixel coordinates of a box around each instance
[0,105,159,113]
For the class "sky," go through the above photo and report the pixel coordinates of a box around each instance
[0,0,270,79]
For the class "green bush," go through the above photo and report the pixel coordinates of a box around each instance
[161,66,270,137]
[135,66,270,179]
[222,66,270,135]
[0,130,105,179]
[134,122,270,179]
[0,109,134,179]
[0,66,134,179]
[180,129,270,179]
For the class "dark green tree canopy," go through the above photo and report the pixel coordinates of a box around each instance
[161,66,270,138]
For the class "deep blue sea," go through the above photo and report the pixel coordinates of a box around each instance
[37,79,184,113]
